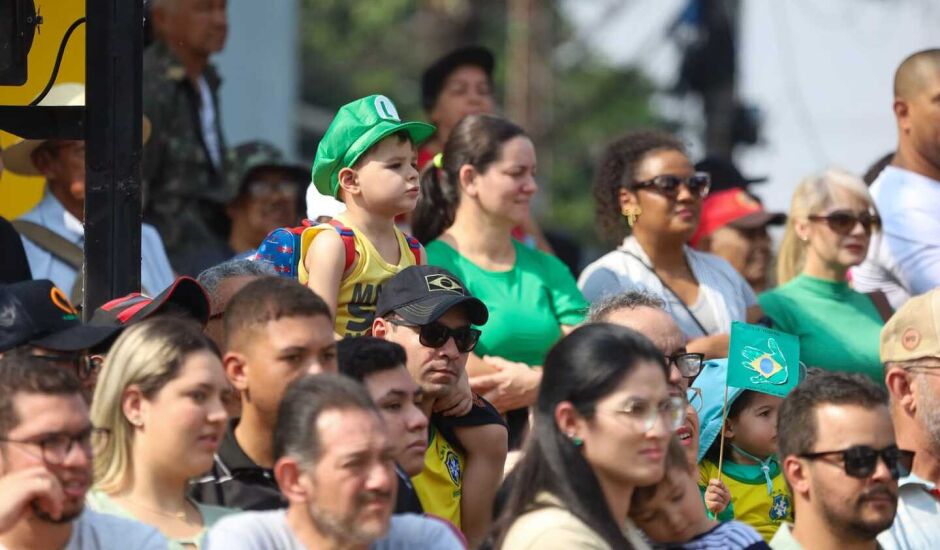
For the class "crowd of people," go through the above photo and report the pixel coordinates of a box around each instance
[1,1,940,549]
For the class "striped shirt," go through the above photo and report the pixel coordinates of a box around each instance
[661,521,769,549]
[578,236,757,338]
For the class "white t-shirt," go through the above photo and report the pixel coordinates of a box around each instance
[852,166,940,309]
[196,76,222,169]
[205,510,465,550]
[578,236,756,338]
[877,473,940,550]
[0,508,166,550]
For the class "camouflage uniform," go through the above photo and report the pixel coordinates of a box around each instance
[142,40,238,276]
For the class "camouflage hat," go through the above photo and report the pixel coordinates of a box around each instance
[312,95,435,198]
[234,141,309,192]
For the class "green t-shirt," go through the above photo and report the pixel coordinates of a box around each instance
[758,274,884,382]
[426,240,588,367]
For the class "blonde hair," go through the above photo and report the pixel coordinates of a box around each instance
[91,317,218,493]
[776,168,876,285]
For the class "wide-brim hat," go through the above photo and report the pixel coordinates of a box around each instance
[2,83,152,176]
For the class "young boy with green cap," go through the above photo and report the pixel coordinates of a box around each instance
[299,94,433,337]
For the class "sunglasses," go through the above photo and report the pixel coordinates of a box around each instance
[808,210,880,236]
[632,172,711,198]
[31,352,104,381]
[800,444,914,479]
[387,319,481,353]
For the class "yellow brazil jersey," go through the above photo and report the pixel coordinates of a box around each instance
[298,216,418,337]
[699,458,793,542]
[412,425,464,528]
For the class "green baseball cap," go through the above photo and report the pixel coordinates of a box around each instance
[312,95,436,198]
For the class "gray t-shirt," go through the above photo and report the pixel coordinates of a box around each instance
[205,510,465,550]
[58,509,165,550]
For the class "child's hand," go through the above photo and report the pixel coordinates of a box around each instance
[704,478,731,516]
[432,369,473,417]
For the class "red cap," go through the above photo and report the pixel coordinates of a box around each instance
[89,277,211,328]
[690,189,786,247]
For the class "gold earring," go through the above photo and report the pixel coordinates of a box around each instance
[622,206,642,227]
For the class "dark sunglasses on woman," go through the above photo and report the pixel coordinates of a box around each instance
[800,444,914,479]
[387,319,481,353]
[632,172,711,199]
[808,209,881,235]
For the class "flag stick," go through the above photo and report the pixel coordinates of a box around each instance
[716,381,730,484]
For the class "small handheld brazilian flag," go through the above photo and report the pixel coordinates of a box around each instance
[726,321,801,398]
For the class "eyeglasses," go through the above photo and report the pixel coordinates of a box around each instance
[800,444,914,480]
[0,427,110,465]
[31,352,104,381]
[246,180,300,197]
[686,386,703,412]
[667,352,704,379]
[386,319,481,353]
[632,173,711,199]
[808,210,880,236]
[598,395,686,432]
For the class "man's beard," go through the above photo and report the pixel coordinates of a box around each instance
[32,500,83,524]
[307,489,392,545]
[819,485,896,540]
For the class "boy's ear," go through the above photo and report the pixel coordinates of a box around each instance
[338,167,361,197]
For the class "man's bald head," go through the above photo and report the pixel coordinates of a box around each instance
[894,49,940,99]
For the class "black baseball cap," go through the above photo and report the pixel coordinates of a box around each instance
[376,266,488,326]
[0,280,119,353]
[90,276,211,327]
[421,46,495,112]
[694,156,768,193]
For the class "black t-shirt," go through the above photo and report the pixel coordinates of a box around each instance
[0,217,31,284]
[189,418,287,511]
[394,466,424,515]
[432,393,507,454]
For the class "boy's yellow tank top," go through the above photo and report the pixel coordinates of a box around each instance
[298,216,418,337]
[699,458,793,542]
[412,426,464,528]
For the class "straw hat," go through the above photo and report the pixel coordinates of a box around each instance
[2,83,152,176]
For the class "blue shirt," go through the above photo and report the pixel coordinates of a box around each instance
[18,189,175,297]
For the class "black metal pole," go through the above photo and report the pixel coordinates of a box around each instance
[83,0,143,318]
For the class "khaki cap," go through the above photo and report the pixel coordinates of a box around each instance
[881,289,940,363]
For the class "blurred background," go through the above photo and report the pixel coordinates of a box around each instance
[2,0,938,264]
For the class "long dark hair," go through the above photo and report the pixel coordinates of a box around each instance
[489,323,667,549]
[412,114,527,244]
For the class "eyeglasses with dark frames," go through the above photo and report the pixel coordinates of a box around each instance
[800,444,914,480]
[631,172,711,199]
[666,352,705,379]
[808,209,880,236]
[386,319,481,353]
[0,427,110,465]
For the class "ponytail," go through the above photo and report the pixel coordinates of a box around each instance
[413,163,459,244]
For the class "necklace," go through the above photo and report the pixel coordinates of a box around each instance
[120,496,194,524]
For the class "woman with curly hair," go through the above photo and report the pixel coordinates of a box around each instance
[578,131,761,357]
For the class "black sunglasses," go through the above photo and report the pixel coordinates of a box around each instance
[387,319,481,353]
[800,444,914,480]
[632,172,711,198]
[808,209,880,236]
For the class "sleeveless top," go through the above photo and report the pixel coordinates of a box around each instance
[299,215,418,337]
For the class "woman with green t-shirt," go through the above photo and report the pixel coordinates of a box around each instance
[760,168,890,382]
[412,114,588,447]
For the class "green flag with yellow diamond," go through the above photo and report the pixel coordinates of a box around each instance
[726,321,801,398]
